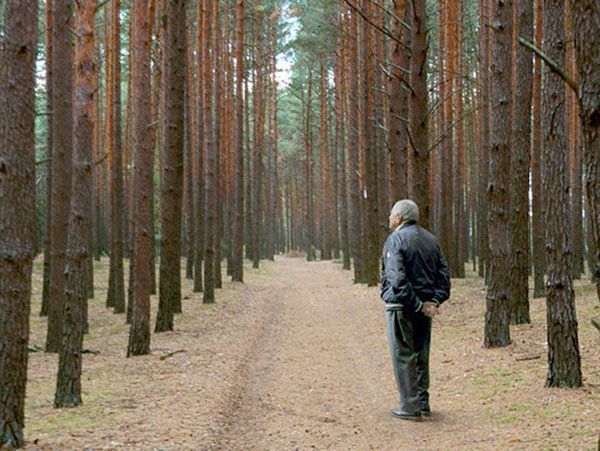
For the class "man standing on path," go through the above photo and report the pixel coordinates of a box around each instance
[380,200,451,421]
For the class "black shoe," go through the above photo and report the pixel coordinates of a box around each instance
[421,407,431,417]
[390,408,422,421]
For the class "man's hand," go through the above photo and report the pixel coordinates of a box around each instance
[422,302,439,318]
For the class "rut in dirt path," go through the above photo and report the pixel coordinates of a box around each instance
[208,256,448,450]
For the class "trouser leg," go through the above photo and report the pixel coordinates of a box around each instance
[413,314,432,408]
[386,310,420,413]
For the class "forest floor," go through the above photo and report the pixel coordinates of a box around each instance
[24,255,599,450]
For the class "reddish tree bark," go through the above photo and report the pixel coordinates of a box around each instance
[193,0,206,292]
[484,0,512,348]
[128,0,153,357]
[409,0,431,230]
[106,0,126,314]
[361,0,380,286]
[346,5,363,281]
[203,0,217,303]
[232,0,245,282]
[388,0,409,203]
[55,0,96,407]
[477,0,490,279]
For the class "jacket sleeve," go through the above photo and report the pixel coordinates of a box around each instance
[432,246,451,305]
[384,239,423,312]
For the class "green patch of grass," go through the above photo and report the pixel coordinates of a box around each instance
[500,414,518,424]
[509,403,532,413]
[574,282,597,295]
[568,430,588,438]
[473,376,488,386]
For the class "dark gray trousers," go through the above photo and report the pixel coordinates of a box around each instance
[385,309,432,413]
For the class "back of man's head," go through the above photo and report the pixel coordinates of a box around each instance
[391,199,419,223]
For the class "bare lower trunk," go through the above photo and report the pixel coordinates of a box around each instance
[128,0,153,357]
[542,0,581,387]
[0,1,38,445]
[156,0,186,332]
[509,0,532,324]
[46,0,74,354]
[55,0,96,407]
[484,0,512,348]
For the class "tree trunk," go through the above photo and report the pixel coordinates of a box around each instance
[509,0,532,324]
[477,0,490,279]
[55,0,96,407]
[107,0,126,314]
[347,6,362,281]
[389,0,409,203]
[232,0,245,282]
[203,0,217,303]
[571,0,600,301]
[319,62,333,260]
[156,0,186,332]
[335,17,351,271]
[453,0,466,278]
[184,32,196,282]
[46,0,74,353]
[439,0,454,270]
[565,5,583,280]
[193,0,206,292]
[361,0,380,286]
[542,0,582,386]
[41,0,53,317]
[409,0,431,230]
[531,0,545,297]
[484,0,512,348]
[0,0,38,445]
[128,0,153,357]
[305,68,316,262]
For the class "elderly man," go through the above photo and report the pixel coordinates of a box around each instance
[381,199,451,421]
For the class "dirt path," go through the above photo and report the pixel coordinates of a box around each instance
[25,256,599,450]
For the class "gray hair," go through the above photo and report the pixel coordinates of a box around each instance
[391,199,419,223]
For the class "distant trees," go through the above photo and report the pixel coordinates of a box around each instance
[0,0,38,446]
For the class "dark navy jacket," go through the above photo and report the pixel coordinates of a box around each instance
[380,221,451,311]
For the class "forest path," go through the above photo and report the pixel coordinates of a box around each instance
[25,256,599,450]
[202,256,599,450]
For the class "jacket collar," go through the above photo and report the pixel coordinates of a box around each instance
[396,220,417,231]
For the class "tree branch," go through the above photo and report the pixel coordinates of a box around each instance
[518,37,578,93]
